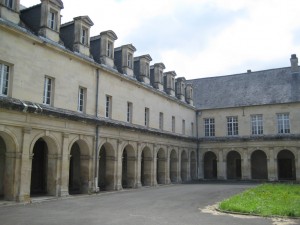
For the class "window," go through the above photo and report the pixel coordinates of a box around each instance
[0,63,9,96]
[43,76,54,105]
[172,116,175,133]
[171,77,175,89]
[227,116,238,136]
[159,70,163,83]
[159,112,164,130]
[204,118,215,137]
[107,41,113,58]
[48,11,57,30]
[105,95,112,118]
[78,87,86,112]
[145,62,150,77]
[277,113,290,134]
[182,119,185,135]
[145,107,149,127]
[251,114,263,135]
[127,53,133,68]
[5,0,13,9]
[127,102,132,123]
[81,28,88,45]
[191,122,194,136]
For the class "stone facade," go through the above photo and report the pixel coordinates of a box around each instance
[0,0,299,203]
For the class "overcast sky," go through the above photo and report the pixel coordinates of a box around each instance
[21,0,300,80]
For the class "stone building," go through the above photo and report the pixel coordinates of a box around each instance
[0,0,299,202]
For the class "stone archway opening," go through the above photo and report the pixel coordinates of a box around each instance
[277,150,296,180]
[0,137,6,199]
[203,151,217,179]
[226,151,241,180]
[157,149,166,184]
[251,150,268,180]
[141,147,152,186]
[181,151,188,182]
[190,151,197,180]
[122,145,135,189]
[169,150,178,183]
[98,143,115,191]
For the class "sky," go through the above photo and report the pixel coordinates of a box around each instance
[21,0,300,80]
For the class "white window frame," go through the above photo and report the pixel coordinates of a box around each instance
[145,107,149,127]
[105,95,112,118]
[277,113,290,134]
[227,116,238,136]
[159,112,164,130]
[77,87,86,113]
[127,102,132,123]
[191,122,194,136]
[5,0,13,9]
[145,62,150,77]
[204,118,215,137]
[251,114,263,135]
[81,27,88,45]
[43,76,54,105]
[0,63,9,96]
[172,116,175,133]
[107,41,113,58]
[48,10,57,30]
[182,119,185,135]
[127,53,133,68]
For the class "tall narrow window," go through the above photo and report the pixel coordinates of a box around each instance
[204,118,215,137]
[107,41,113,58]
[172,116,175,133]
[48,11,56,30]
[127,53,133,68]
[145,107,149,127]
[159,112,164,130]
[227,116,238,136]
[277,113,290,134]
[105,95,112,118]
[127,102,132,123]
[0,63,9,96]
[191,122,194,136]
[159,70,163,83]
[81,28,87,45]
[251,114,263,135]
[145,62,150,77]
[78,87,86,112]
[43,76,53,105]
[5,0,13,9]
[182,119,185,135]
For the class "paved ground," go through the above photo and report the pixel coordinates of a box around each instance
[0,183,299,225]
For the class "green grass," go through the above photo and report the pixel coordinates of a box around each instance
[219,183,300,217]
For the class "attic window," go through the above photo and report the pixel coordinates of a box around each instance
[5,0,13,9]
[107,41,113,58]
[145,62,150,77]
[48,10,57,30]
[81,27,88,45]
[127,53,133,68]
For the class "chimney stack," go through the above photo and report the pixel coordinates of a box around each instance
[290,54,299,73]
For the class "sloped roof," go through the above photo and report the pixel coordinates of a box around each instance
[188,67,300,110]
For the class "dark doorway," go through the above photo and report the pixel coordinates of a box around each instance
[69,143,81,194]
[227,151,241,179]
[30,139,48,195]
[190,151,197,180]
[156,149,166,184]
[203,152,217,179]
[169,150,178,183]
[278,150,296,180]
[251,150,268,179]
[0,137,6,198]
[122,149,128,188]
[181,151,188,182]
[98,146,107,190]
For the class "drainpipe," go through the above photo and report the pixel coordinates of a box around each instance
[94,69,100,192]
[196,110,200,179]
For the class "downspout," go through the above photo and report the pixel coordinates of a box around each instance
[94,69,100,192]
[196,110,200,179]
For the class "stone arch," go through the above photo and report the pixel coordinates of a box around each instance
[0,130,19,200]
[141,146,152,186]
[251,150,268,180]
[226,151,241,180]
[190,151,197,180]
[180,150,188,182]
[30,133,60,155]
[30,136,59,196]
[68,139,90,195]
[203,151,217,179]
[98,142,116,191]
[169,149,178,183]
[277,150,296,180]
[122,144,136,188]
[156,148,167,184]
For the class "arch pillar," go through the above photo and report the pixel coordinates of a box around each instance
[4,152,20,201]
[177,149,182,183]
[242,149,250,180]
[198,152,204,179]
[186,151,191,182]
[268,148,277,181]
[166,147,171,184]
[297,148,300,181]
[59,133,70,197]
[136,143,142,188]
[152,144,158,186]
[217,150,226,180]
[116,140,123,190]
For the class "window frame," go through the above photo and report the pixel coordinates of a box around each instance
[48,10,57,30]
[127,102,133,123]
[251,114,263,135]
[159,112,164,130]
[191,122,194,136]
[0,63,10,96]
[182,119,185,135]
[43,76,54,106]
[81,27,88,45]
[172,116,175,133]
[105,95,112,118]
[107,40,113,58]
[227,116,238,136]
[127,53,133,68]
[204,118,215,137]
[77,87,86,113]
[144,107,149,127]
[5,0,13,9]
[277,113,290,134]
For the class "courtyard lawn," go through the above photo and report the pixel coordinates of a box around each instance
[219,183,300,217]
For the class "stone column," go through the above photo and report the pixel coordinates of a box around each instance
[152,144,158,186]
[177,149,182,183]
[59,133,70,197]
[135,143,142,188]
[217,150,226,180]
[186,151,191,182]
[242,148,250,180]
[198,152,204,179]
[267,148,277,181]
[17,127,32,202]
[166,147,171,184]
[4,152,20,201]
[115,140,123,190]
[296,148,300,181]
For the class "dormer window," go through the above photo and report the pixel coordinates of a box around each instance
[127,53,133,68]
[81,27,88,45]
[107,41,113,58]
[171,77,175,89]
[48,10,57,30]
[145,62,150,77]
[5,0,13,9]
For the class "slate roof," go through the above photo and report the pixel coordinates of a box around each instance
[188,67,300,110]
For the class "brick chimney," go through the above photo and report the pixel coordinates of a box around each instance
[290,54,299,73]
